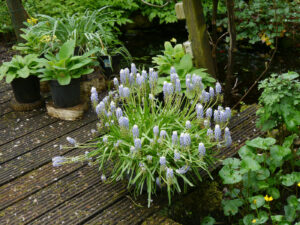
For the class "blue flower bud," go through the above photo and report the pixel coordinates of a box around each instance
[132,124,139,138]
[206,107,212,118]
[170,66,176,74]
[176,165,190,174]
[172,131,178,145]
[185,120,191,129]
[160,130,167,139]
[160,156,166,166]
[113,78,119,87]
[175,79,181,93]
[66,136,76,145]
[174,151,180,161]
[214,124,221,141]
[209,87,215,98]
[131,63,137,75]
[52,156,66,167]
[198,143,206,156]
[118,116,129,129]
[134,138,142,150]
[196,104,204,119]
[166,168,174,179]
[115,107,122,119]
[215,82,222,94]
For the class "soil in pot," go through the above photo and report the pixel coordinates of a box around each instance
[11,76,41,103]
[50,79,81,108]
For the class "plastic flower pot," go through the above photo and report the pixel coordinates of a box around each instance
[11,76,41,103]
[98,55,121,78]
[50,79,80,108]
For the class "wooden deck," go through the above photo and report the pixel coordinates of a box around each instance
[0,80,263,225]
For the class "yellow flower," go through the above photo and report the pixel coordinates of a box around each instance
[253,199,257,204]
[252,219,257,223]
[27,17,38,25]
[297,182,300,187]
[40,35,51,43]
[264,195,273,202]
[170,38,177,43]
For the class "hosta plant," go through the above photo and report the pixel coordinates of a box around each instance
[0,54,44,83]
[52,63,233,206]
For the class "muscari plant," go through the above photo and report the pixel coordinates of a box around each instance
[219,136,300,225]
[52,64,233,207]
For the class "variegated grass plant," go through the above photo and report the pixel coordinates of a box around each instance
[52,64,233,207]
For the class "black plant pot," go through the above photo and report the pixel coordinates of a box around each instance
[50,79,80,108]
[11,76,41,103]
[98,55,121,78]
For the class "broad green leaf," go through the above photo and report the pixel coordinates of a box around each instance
[178,54,193,72]
[219,166,242,184]
[243,214,255,225]
[249,195,265,209]
[17,66,30,78]
[57,75,71,85]
[222,158,241,168]
[284,205,296,222]
[246,137,276,150]
[271,215,284,223]
[225,188,240,198]
[267,187,280,199]
[287,195,298,209]
[256,210,269,224]
[256,180,269,190]
[270,145,291,160]
[283,134,298,148]
[201,216,216,225]
[281,172,300,186]
[58,40,75,60]
[238,145,256,159]
[6,72,16,83]
[222,199,244,216]
[240,157,261,173]
[256,168,270,180]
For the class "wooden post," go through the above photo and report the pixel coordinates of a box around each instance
[182,0,216,77]
[6,0,28,43]
[224,0,236,105]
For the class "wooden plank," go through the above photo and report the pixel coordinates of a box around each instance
[0,120,97,186]
[0,112,58,146]
[0,111,95,164]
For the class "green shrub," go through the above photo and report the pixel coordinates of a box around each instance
[219,136,300,224]
[256,72,300,137]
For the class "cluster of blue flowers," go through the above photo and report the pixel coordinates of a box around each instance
[52,63,234,206]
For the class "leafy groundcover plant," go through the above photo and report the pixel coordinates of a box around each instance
[52,64,233,206]
[219,136,300,225]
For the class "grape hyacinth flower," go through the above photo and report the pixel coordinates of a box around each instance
[115,108,123,119]
[225,135,232,147]
[224,127,230,139]
[163,82,173,98]
[153,126,159,137]
[175,79,181,93]
[106,111,112,118]
[90,87,98,104]
[122,87,130,98]
[219,111,226,123]
[110,101,116,112]
[147,155,153,161]
[170,73,178,83]
[206,108,212,118]
[176,165,190,174]
[185,120,191,129]
[103,136,108,143]
[130,146,136,154]
[120,69,126,84]
[160,130,167,139]
[214,110,219,123]
[214,124,221,141]
[170,66,176,74]
[52,156,66,167]
[131,63,137,75]
[198,143,206,156]
[160,156,166,166]
[201,90,210,103]
[101,174,106,182]
[196,104,203,119]
[180,133,191,147]
[215,82,222,95]
[66,136,76,145]
[134,138,142,150]
[132,125,139,138]
[174,151,180,161]
[225,107,231,120]
[113,78,119,87]
[114,140,121,148]
[118,84,124,97]
[172,131,178,145]
[142,70,148,80]
[96,101,105,115]
[129,73,134,85]
[139,162,146,171]
[207,128,213,139]
[118,116,129,129]
[209,87,215,99]
[166,168,174,180]
[204,119,211,128]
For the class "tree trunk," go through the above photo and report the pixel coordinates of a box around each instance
[212,0,219,78]
[6,0,28,43]
[224,0,236,106]
[182,0,216,77]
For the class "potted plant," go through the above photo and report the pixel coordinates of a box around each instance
[0,54,43,103]
[39,39,99,108]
